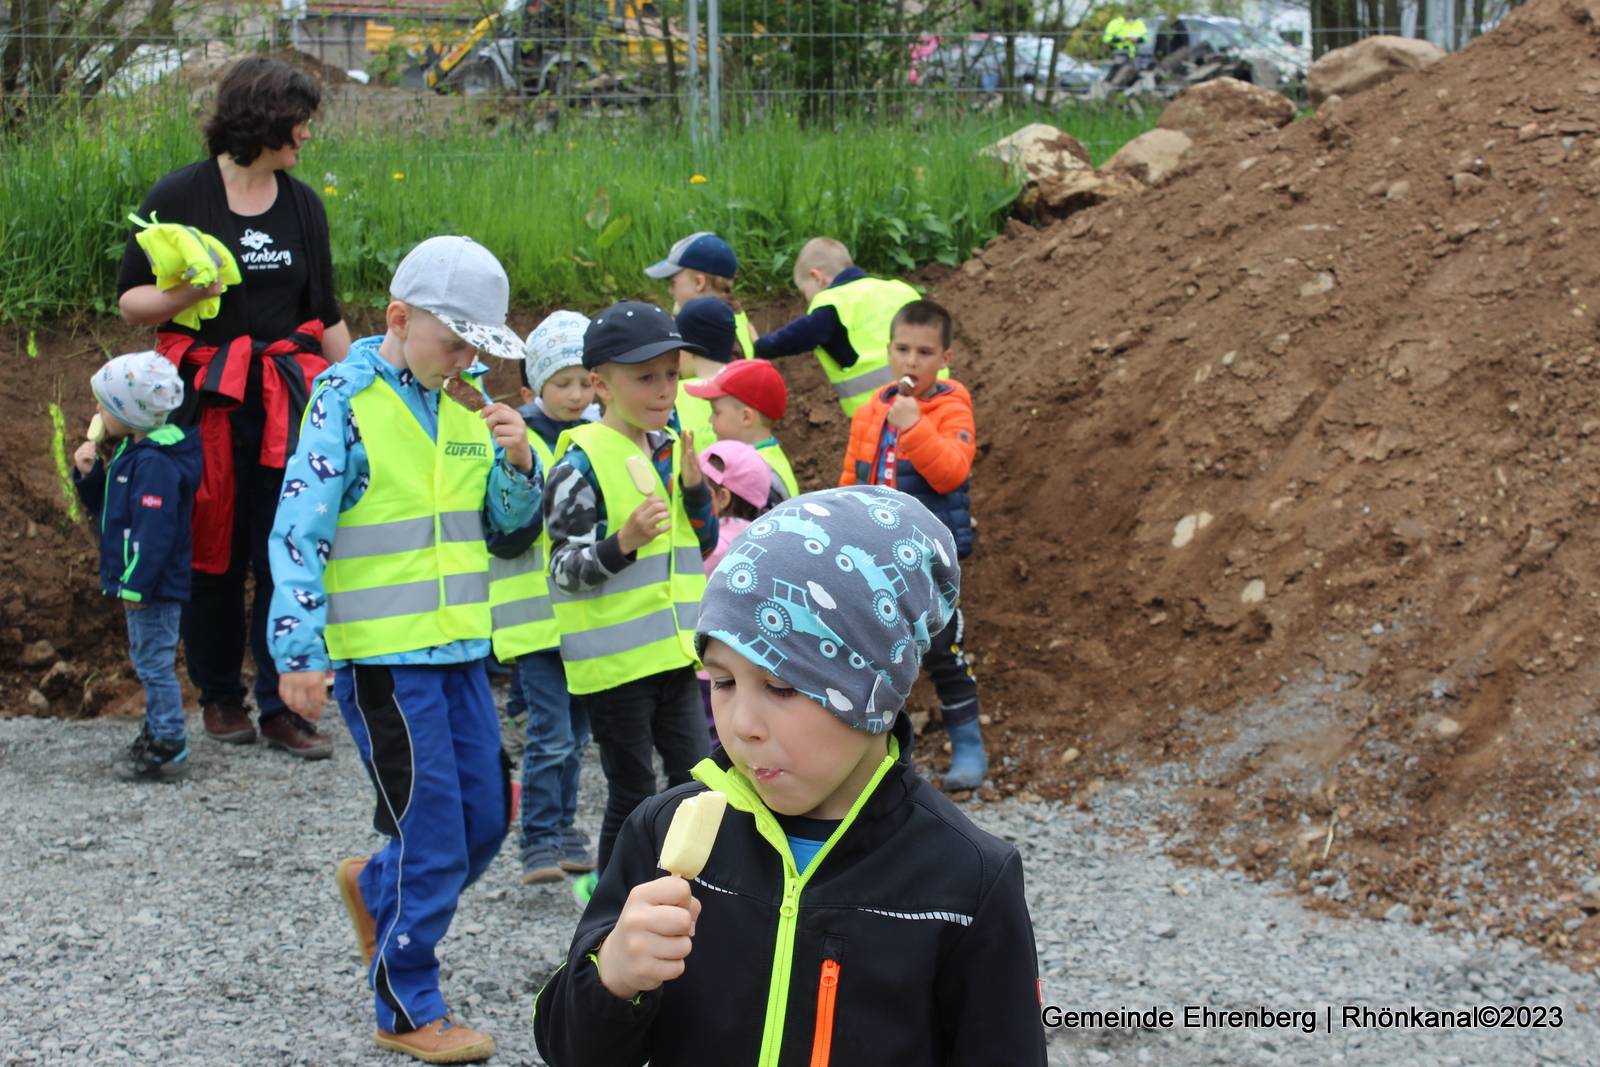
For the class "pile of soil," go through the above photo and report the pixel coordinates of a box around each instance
[869,0,1600,968]
[11,0,1600,968]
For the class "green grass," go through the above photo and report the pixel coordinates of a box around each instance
[0,90,1156,323]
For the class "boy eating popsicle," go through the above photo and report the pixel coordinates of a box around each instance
[533,486,1045,1067]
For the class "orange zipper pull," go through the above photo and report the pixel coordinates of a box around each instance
[808,958,840,1067]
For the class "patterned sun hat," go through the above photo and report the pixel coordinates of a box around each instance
[91,351,184,431]
[524,310,591,394]
[696,486,959,733]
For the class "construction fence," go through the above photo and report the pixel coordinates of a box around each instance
[1,0,1521,129]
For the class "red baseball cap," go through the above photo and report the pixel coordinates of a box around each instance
[683,359,788,420]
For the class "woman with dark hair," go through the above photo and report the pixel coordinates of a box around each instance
[118,56,350,759]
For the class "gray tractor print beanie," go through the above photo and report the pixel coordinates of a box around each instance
[696,486,960,733]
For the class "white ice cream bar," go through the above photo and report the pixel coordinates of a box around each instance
[88,414,106,442]
[626,453,658,496]
[659,791,727,879]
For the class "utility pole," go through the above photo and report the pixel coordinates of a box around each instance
[687,0,700,146]
[708,0,721,144]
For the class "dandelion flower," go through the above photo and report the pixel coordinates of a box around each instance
[689,174,708,184]
[393,172,405,180]
[323,185,338,195]
[567,142,577,149]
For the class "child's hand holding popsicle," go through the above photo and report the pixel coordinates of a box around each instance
[595,791,727,1001]
[618,453,671,555]
[886,375,921,431]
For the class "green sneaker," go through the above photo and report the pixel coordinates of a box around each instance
[571,870,598,905]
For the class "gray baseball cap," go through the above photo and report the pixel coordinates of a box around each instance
[389,236,524,361]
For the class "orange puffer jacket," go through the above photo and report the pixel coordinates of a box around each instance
[839,380,976,557]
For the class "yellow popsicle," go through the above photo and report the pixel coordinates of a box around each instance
[626,453,658,496]
[659,791,727,879]
[88,414,106,443]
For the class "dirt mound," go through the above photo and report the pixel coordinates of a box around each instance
[888,0,1600,966]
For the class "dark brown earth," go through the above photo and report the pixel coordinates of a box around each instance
[11,0,1600,970]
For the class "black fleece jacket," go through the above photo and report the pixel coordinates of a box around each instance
[533,715,1047,1067]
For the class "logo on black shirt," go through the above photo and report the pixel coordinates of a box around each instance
[240,228,293,268]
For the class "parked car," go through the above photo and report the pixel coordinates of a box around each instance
[1131,14,1309,87]
[918,33,1104,93]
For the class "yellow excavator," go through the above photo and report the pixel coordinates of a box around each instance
[378,0,686,96]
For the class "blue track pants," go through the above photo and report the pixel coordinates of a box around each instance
[335,661,510,1033]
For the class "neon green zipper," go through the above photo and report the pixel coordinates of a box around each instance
[692,737,901,1067]
[98,437,129,541]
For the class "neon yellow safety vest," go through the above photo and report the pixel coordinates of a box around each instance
[550,423,707,695]
[757,439,799,498]
[807,277,922,416]
[734,310,756,360]
[675,380,716,446]
[322,375,494,660]
[488,430,558,662]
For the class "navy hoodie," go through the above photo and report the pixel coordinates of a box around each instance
[73,425,203,603]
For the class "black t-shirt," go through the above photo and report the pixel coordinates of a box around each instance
[117,161,341,347]
[229,192,311,344]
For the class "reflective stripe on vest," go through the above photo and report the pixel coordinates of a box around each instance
[489,429,559,661]
[550,423,708,694]
[322,374,494,659]
[758,441,800,499]
[327,510,484,560]
[807,277,921,416]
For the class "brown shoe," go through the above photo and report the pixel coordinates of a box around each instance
[337,857,377,967]
[374,1018,495,1064]
[202,701,256,744]
[259,710,334,760]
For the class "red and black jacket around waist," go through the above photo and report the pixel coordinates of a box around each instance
[156,321,328,574]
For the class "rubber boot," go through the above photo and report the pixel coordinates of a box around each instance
[942,718,988,792]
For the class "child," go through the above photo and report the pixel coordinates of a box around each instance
[71,352,201,781]
[752,236,923,417]
[645,231,756,357]
[542,301,718,900]
[684,357,798,503]
[692,438,772,743]
[698,440,769,571]
[488,310,598,885]
[267,235,539,1064]
[840,299,986,790]
[512,310,602,427]
[533,486,1046,1067]
[670,296,740,445]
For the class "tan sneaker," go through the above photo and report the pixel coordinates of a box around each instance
[374,1017,495,1064]
[337,857,377,967]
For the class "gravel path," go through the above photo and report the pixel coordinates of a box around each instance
[2,703,1598,1067]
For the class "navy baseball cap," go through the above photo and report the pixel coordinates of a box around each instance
[583,301,708,369]
[645,232,739,280]
[675,297,737,364]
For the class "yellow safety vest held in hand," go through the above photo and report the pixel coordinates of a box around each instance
[807,277,922,416]
[550,423,707,695]
[488,430,557,662]
[322,375,494,660]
